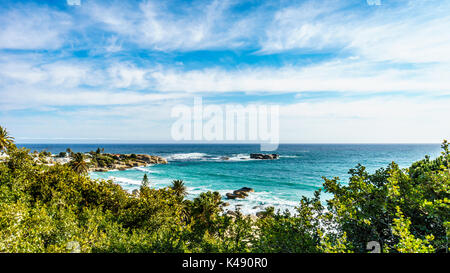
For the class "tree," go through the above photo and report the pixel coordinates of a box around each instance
[442,139,449,174]
[69,153,88,175]
[171,179,187,198]
[321,141,450,253]
[390,206,435,253]
[190,191,223,233]
[0,126,14,152]
[141,174,149,188]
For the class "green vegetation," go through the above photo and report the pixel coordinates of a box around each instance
[0,126,14,152]
[69,153,89,175]
[0,125,448,253]
[142,174,149,188]
[171,179,187,198]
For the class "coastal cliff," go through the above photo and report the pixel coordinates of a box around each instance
[30,150,167,172]
[89,153,168,172]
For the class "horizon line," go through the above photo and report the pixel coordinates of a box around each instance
[15,142,443,145]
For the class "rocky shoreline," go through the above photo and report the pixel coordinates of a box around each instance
[27,149,277,217]
[89,153,168,172]
[250,153,279,160]
[29,150,168,172]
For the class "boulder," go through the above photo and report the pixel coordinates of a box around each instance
[237,187,254,193]
[249,153,279,160]
[256,211,265,218]
[226,187,254,199]
[233,190,248,197]
[226,210,237,217]
[226,193,240,199]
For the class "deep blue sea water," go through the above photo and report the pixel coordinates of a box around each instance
[19,144,442,214]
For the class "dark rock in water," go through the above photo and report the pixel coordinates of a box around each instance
[256,211,265,218]
[220,156,230,160]
[250,153,279,160]
[223,202,230,207]
[233,190,248,197]
[238,187,254,192]
[226,187,255,199]
[226,193,240,199]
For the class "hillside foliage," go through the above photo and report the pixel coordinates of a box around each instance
[0,127,448,253]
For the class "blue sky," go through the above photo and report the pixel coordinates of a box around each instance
[0,0,449,143]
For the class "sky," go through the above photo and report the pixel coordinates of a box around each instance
[0,0,449,143]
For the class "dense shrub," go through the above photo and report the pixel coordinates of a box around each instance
[0,131,448,252]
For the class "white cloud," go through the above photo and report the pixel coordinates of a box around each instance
[84,0,255,51]
[107,63,150,88]
[278,96,450,143]
[1,54,449,101]
[260,1,450,64]
[5,95,449,143]
[0,6,72,50]
[147,60,450,93]
[0,87,187,110]
[1,0,450,143]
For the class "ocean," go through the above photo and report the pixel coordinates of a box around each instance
[18,143,442,214]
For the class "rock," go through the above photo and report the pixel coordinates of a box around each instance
[233,190,248,197]
[226,187,255,199]
[250,153,279,160]
[226,210,237,217]
[237,187,254,193]
[256,211,265,218]
[220,156,230,160]
[226,193,240,199]
[87,153,168,172]
[223,202,230,207]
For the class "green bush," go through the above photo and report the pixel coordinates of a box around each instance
[0,127,448,253]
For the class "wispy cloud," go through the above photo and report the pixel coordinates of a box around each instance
[259,0,450,63]
[0,5,72,50]
[1,0,449,142]
[82,0,257,52]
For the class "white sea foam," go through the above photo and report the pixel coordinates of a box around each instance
[133,166,158,173]
[166,152,263,162]
[215,189,299,215]
[108,176,142,186]
[101,174,301,215]
[166,152,208,161]
[227,154,249,161]
[279,155,299,158]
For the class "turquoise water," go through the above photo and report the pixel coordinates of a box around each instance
[20,144,442,214]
